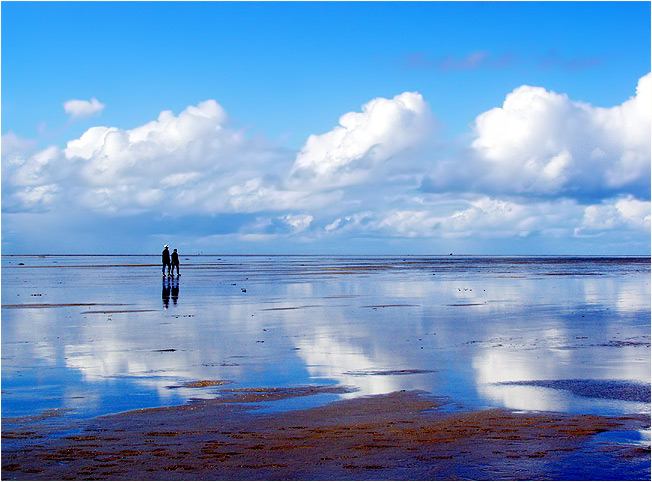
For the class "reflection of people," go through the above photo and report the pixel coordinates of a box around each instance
[171,277,179,305]
[162,277,171,308]
[162,245,171,276]
[171,248,180,276]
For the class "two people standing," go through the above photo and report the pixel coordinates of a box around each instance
[162,244,180,276]
[162,245,180,308]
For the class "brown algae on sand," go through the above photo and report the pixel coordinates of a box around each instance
[1,390,649,480]
[167,380,231,389]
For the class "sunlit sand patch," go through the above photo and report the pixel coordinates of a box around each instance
[213,386,356,404]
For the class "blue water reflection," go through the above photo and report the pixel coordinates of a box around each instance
[2,255,650,422]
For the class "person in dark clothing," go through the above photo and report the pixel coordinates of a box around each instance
[162,245,171,276]
[171,248,180,276]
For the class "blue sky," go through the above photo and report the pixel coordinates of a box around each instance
[2,1,650,255]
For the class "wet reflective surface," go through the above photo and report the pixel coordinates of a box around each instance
[2,255,650,422]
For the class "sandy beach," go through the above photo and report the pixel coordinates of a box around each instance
[2,255,650,479]
[3,388,650,480]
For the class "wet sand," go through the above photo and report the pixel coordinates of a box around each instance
[2,388,649,480]
[2,255,650,479]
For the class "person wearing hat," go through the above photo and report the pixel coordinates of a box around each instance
[162,245,171,276]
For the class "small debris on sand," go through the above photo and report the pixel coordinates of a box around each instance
[344,369,436,376]
[167,380,230,389]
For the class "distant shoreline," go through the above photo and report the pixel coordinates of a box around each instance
[3,253,651,258]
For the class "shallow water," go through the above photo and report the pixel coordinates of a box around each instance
[2,255,650,423]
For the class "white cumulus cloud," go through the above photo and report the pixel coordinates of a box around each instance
[579,197,651,233]
[1,131,38,159]
[469,73,651,198]
[290,92,435,187]
[280,213,313,232]
[3,76,650,253]
[3,100,295,216]
[63,97,106,118]
[64,100,293,214]
[2,146,70,212]
[341,197,585,241]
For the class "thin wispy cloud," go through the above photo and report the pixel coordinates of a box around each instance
[403,51,517,71]
[63,97,106,118]
[403,50,603,73]
[536,50,603,72]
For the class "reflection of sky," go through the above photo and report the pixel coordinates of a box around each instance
[2,255,650,421]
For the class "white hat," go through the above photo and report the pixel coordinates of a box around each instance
[164,244,169,248]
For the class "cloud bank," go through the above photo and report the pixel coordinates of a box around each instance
[3,75,650,253]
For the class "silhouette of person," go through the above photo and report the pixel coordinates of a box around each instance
[162,277,171,308]
[171,248,180,276]
[162,245,171,276]
[171,277,179,305]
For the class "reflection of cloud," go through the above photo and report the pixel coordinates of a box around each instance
[3,302,257,405]
[473,321,650,412]
[474,346,563,386]
[481,384,570,412]
[62,333,217,400]
[4,309,58,364]
[583,275,651,314]
[3,257,649,419]
[295,328,399,398]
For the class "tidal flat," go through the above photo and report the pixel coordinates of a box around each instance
[1,255,650,479]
